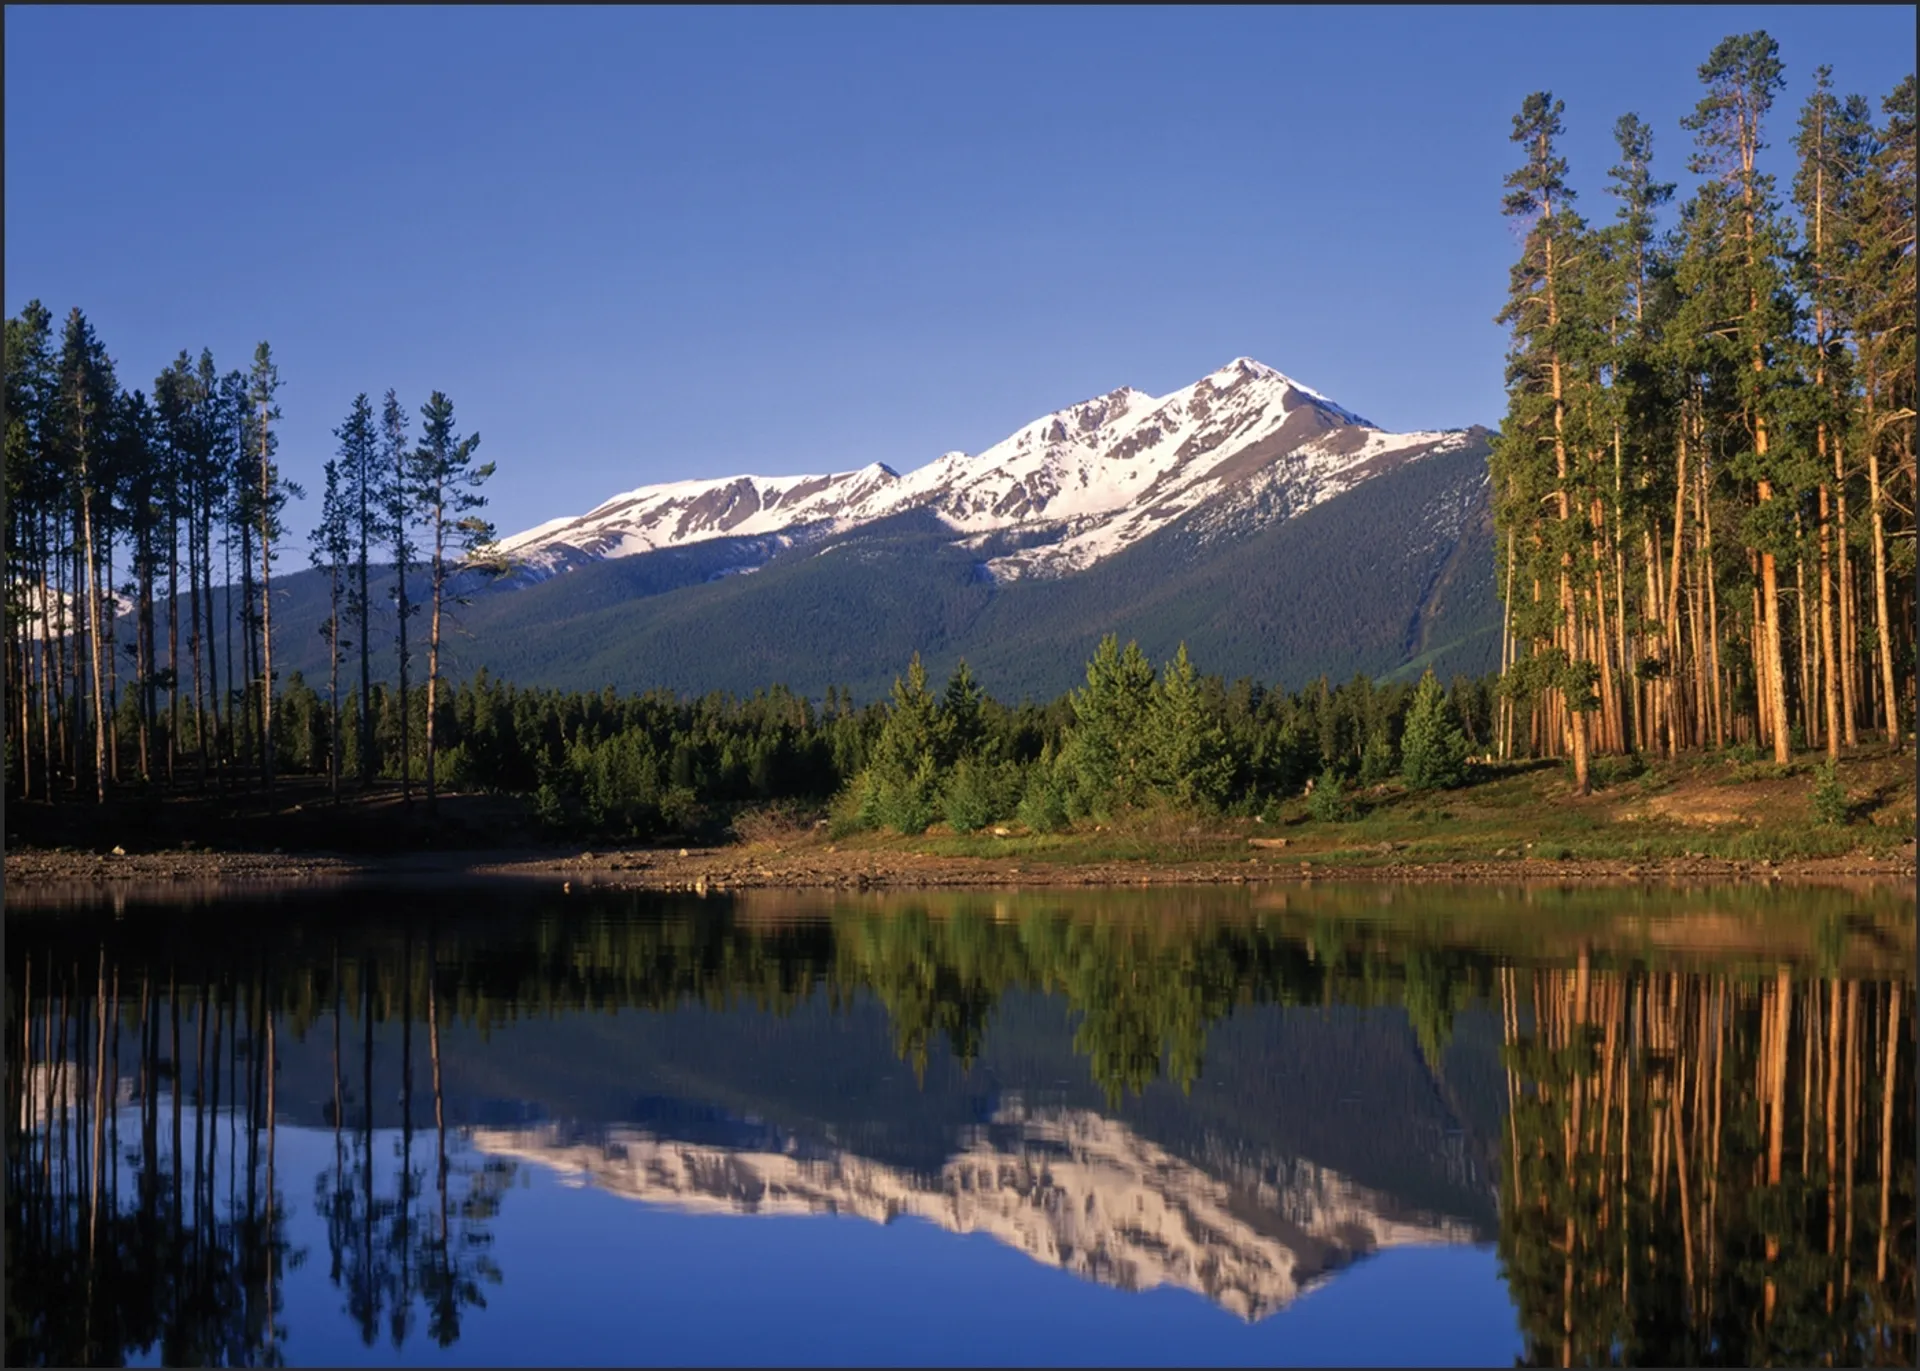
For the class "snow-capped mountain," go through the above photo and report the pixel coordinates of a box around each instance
[496,358,1475,584]
[263,356,1497,699]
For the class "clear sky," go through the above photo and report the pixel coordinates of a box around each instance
[6,5,1914,541]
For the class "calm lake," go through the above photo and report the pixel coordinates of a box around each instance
[6,879,1914,1367]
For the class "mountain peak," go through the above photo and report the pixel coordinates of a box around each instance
[499,356,1427,574]
[1194,357,1375,430]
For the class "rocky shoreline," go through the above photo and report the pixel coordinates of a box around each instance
[5,840,1913,905]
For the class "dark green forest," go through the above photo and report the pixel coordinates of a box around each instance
[220,640,1492,841]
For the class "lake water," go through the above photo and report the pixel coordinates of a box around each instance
[5,879,1913,1367]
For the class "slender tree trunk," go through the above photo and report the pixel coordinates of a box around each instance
[223,526,235,778]
[188,505,206,787]
[1794,537,1813,745]
[17,601,34,800]
[328,580,342,801]
[138,532,154,781]
[358,468,374,790]
[1666,435,1690,755]
[79,475,108,803]
[1757,479,1790,763]
[37,542,55,797]
[106,530,119,783]
[259,415,275,790]
[1536,175,1589,792]
[425,509,444,814]
[238,519,254,776]
[1866,390,1901,749]
[1500,531,1516,760]
[203,501,220,777]
[1820,479,1841,759]
[169,471,181,783]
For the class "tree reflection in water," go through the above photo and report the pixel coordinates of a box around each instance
[1497,956,1914,1366]
[4,882,1912,1366]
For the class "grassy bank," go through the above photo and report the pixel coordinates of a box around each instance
[826,746,1916,869]
[6,745,1912,874]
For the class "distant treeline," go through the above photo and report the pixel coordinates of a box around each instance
[1492,34,1914,788]
[241,637,1486,840]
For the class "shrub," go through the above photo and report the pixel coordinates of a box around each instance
[1017,763,1071,834]
[732,802,815,846]
[1358,728,1397,786]
[828,772,880,838]
[943,757,1007,834]
[1306,765,1355,822]
[875,755,941,835]
[1810,759,1848,827]
[436,742,477,792]
[1589,753,1647,789]
[657,785,703,834]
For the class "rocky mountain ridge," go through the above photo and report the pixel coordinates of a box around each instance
[496,358,1476,585]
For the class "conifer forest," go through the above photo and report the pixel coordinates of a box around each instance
[1491,38,1913,789]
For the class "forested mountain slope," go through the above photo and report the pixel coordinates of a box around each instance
[252,426,1496,702]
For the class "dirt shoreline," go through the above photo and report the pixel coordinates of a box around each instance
[6,840,1914,902]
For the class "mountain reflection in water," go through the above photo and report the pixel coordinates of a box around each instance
[472,1101,1477,1322]
[4,881,1913,1367]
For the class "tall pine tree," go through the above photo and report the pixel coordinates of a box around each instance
[381,389,418,803]
[333,393,380,786]
[410,391,495,813]
[1494,91,1598,793]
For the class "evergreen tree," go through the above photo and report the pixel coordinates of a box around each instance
[5,302,58,799]
[1839,73,1917,746]
[310,458,353,800]
[935,659,985,767]
[866,653,940,833]
[115,386,162,780]
[1794,67,1869,757]
[53,307,118,803]
[196,355,232,776]
[381,390,418,802]
[1493,91,1599,793]
[1682,31,1799,763]
[152,353,198,781]
[1357,725,1396,785]
[410,391,496,813]
[1147,643,1233,809]
[1063,634,1158,817]
[1401,669,1470,791]
[333,393,381,787]
[248,341,301,787]
[1601,112,1677,758]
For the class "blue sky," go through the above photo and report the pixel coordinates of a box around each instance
[6,5,1914,540]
